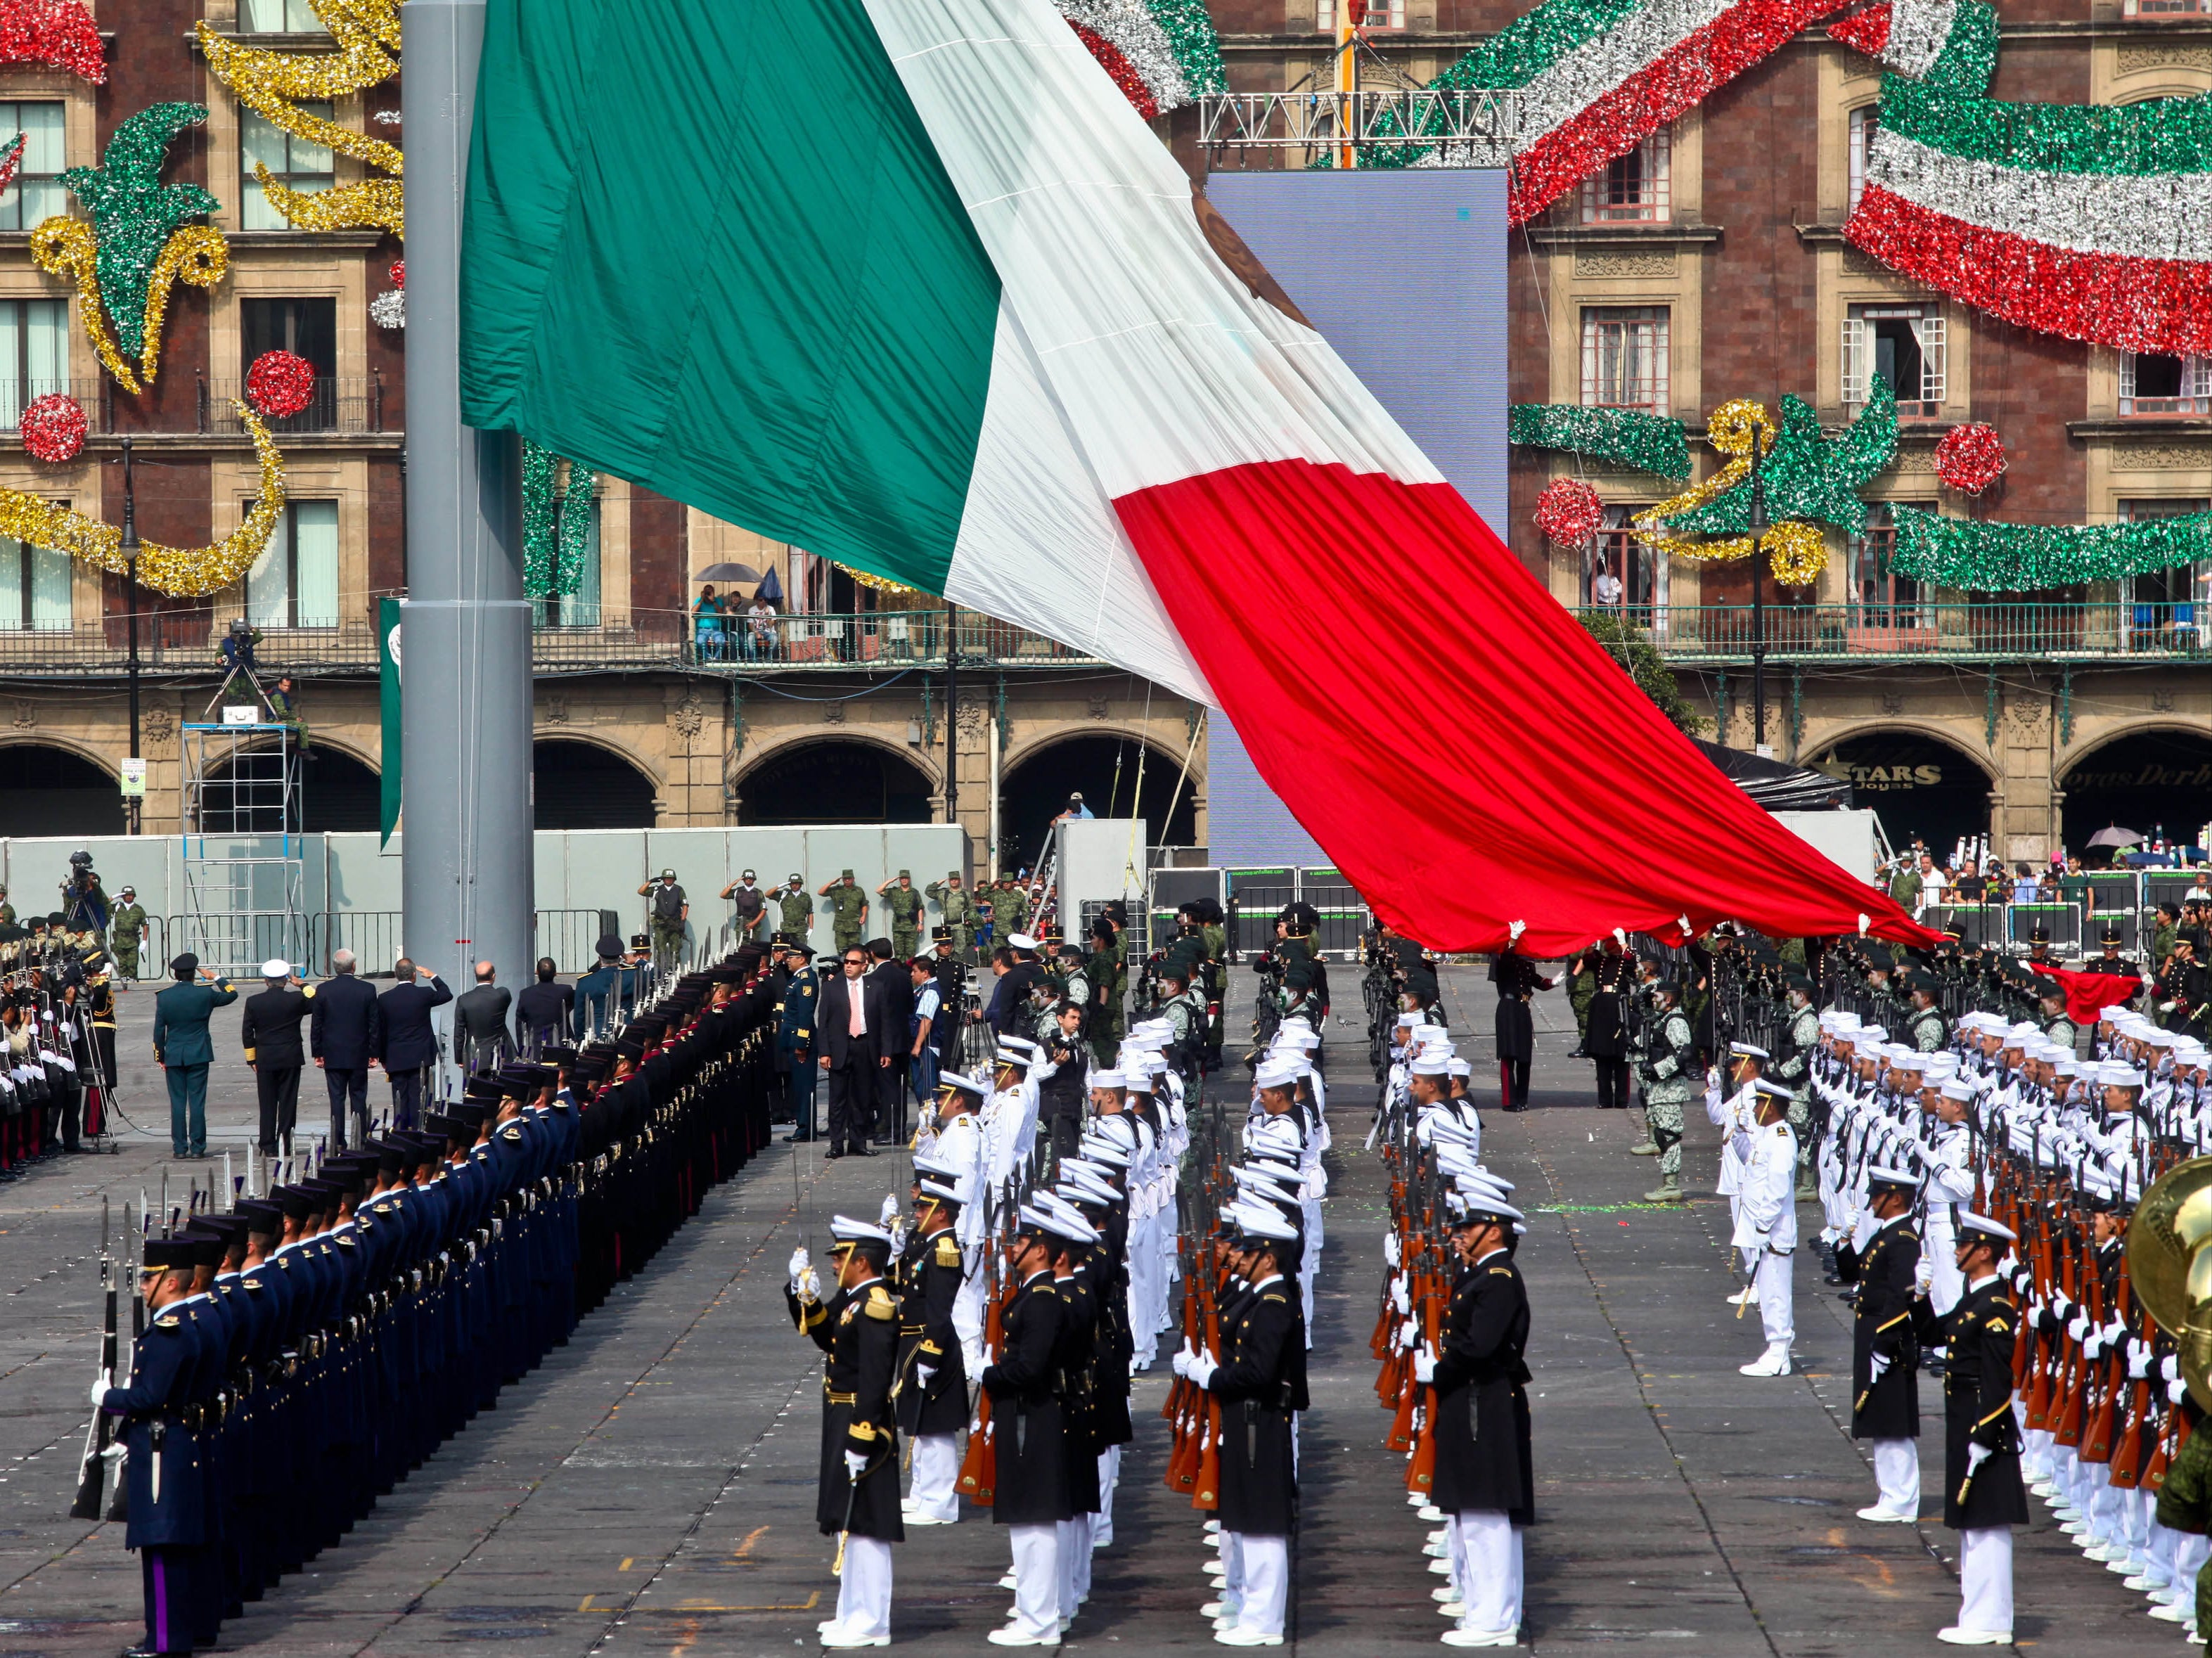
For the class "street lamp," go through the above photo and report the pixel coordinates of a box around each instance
[1745,425,1769,757]
[120,435,142,835]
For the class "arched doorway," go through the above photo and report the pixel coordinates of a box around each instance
[999,733,1198,877]
[534,740,657,829]
[304,748,380,833]
[0,744,122,837]
[737,740,933,825]
[1807,729,1991,860]
[2062,728,2212,857]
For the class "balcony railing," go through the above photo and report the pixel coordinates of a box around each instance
[1578,603,2212,661]
[205,375,385,435]
[0,379,109,437]
[0,608,1105,674]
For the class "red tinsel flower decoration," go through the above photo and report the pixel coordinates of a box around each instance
[1067,20,1159,120]
[389,258,404,290]
[1536,477,1605,548]
[1934,422,2007,494]
[246,349,316,419]
[20,391,85,463]
[0,0,104,84]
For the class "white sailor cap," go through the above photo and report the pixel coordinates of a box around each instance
[2005,1022,2041,1043]
[2100,1062,2147,1089]
[1958,1211,2017,1245]
[1422,1112,1476,1145]
[829,1214,894,1249]
[1078,1137,1133,1168]
[1859,1024,1889,1043]
[1247,1118,1304,1155]
[1089,1068,1127,1090]
[1254,1056,1303,1090]
[1131,1020,1173,1043]
[1121,1058,1162,1089]
[2144,1028,2179,1048]
[1396,1013,1423,1029]
[938,1071,989,1096]
[1867,1162,1920,1189]
[916,1178,963,1205]
[1410,1053,1451,1077]
[1729,1041,1770,1060]
[1445,1055,1472,1077]
[1894,1052,1929,1072]
[1961,1011,2004,1032]
[1940,1079,1974,1103]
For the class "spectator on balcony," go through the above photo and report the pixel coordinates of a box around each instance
[2011,863,2043,903]
[1917,853,1945,911]
[1592,560,1624,608]
[744,593,780,662]
[693,585,727,662]
[1953,861,1987,904]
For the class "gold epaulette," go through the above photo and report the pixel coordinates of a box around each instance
[865,1284,897,1320]
[934,1234,961,1268]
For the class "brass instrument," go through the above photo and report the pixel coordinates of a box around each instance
[2127,1155,2212,1413]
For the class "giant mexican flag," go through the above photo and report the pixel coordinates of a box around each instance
[461,0,1933,955]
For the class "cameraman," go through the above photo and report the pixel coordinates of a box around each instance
[58,851,109,943]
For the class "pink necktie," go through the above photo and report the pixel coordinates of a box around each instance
[849,980,866,1038]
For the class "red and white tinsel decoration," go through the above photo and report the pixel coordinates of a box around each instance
[1934,422,2006,494]
[370,258,405,330]
[1051,0,1226,117]
[19,391,85,463]
[1827,0,1960,79]
[0,0,103,83]
[1536,477,1606,548]
[246,349,316,418]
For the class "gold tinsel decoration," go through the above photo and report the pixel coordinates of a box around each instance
[0,401,287,596]
[1633,399,1831,586]
[30,217,229,395]
[198,0,404,238]
[842,563,922,596]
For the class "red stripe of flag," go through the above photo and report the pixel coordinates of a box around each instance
[1113,457,1935,955]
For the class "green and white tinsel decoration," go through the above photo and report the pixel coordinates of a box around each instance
[1507,403,1690,477]
[1888,504,2212,591]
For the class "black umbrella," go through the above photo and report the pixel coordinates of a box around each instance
[694,561,761,585]
[2086,826,2142,849]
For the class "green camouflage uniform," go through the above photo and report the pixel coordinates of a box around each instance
[824,875,868,954]
[926,878,974,961]
[995,882,1030,940]
[2154,1410,2212,1644]
[1089,934,1126,1066]
[882,877,925,960]
[777,883,815,950]
[1640,1007,1696,1184]
[109,901,148,978]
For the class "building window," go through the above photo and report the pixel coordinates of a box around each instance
[0,536,70,631]
[1587,506,1667,612]
[2121,499,2210,638]
[1848,106,1879,212]
[1844,303,1945,415]
[2120,352,2212,416]
[1581,307,1669,413]
[1846,502,1928,621]
[1316,0,1406,26]
[532,494,603,629]
[238,0,328,30]
[240,105,333,230]
[0,298,68,428]
[1579,131,1670,224]
[2122,0,2208,15]
[247,499,339,629]
[0,103,65,231]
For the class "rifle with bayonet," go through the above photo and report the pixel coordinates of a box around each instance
[68,1196,116,1519]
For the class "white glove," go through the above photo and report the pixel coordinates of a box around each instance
[1397,1318,1418,1351]
[1382,1233,1400,1268]
[2131,1346,2153,1381]
[2052,1293,2073,1321]
[845,1450,868,1482]
[2165,1354,2182,1383]
[879,1193,899,1228]
[1965,1443,1993,1474]
[2084,1330,2106,1361]
[1391,1276,1410,1316]
[2104,1318,2126,1347]
[2174,1378,2192,1406]
[797,1267,821,1303]
[1187,1356,1217,1390]
[1413,1347,1436,1384]
[1171,1349,1191,1378]
[2069,1314,2090,1343]
[1913,1255,1933,1294]
[89,1370,110,1408]
[917,1364,937,1391]
[1867,1353,1891,1383]
[788,1247,811,1293]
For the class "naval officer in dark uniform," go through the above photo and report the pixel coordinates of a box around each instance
[894,1176,969,1527]
[1912,1210,2028,1646]
[1837,1164,1923,1523]
[1420,1190,1534,1650]
[984,1207,1078,1646]
[786,1214,903,1650]
[1487,953,1559,1112]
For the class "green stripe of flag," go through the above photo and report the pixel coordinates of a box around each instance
[459,0,1003,593]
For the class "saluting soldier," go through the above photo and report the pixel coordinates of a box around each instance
[786,1216,904,1650]
[895,1176,970,1527]
[821,870,870,957]
[1179,1202,1306,1649]
[1418,1193,1534,1650]
[926,873,974,963]
[1912,1211,2028,1647]
[110,885,148,982]
[878,871,927,963]
[1837,1164,1924,1523]
[995,875,1031,944]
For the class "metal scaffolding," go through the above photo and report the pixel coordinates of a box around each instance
[1192,89,1520,164]
[178,720,309,975]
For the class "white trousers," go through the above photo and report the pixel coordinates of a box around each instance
[1926,1229,1964,1320]
[1453,1510,1522,1637]
[1756,1249,1795,1346]
[1870,1438,1920,1517]
[1956,1527,2013,1635]
[954,1254,986,1372]
[832,1536,894,1639]
[1007,1523,1061,1638]
[1235,1534,1288,1637]
[907,1432,960,1522]
[1095,1446,1121,1547]
[1057,1513,1093,1609]
[1217,1528,1246,1612]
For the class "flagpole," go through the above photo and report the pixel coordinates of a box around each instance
[401,0,534,1005]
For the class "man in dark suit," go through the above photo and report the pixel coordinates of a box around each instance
[240,958,313,1156]
[816,944,893,1159]
[515,957,574,1055]
[866,938,913,1145]
[376,956,451,1130]
[151,953,237,1157]
[454,960,513,1074]
[309,947,380,1148]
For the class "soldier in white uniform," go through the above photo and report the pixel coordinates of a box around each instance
[1735,1079,1800,1377]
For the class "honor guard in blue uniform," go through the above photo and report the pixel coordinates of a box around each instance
[776,935,821,1142]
